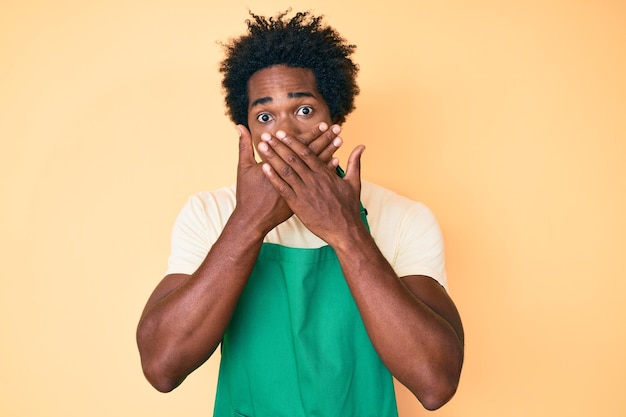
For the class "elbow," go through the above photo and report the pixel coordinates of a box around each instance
[407,353,464,411]
[418,377,459,411]
[138,344,183,393]
[152,382,177,394]
[141,359,180,393]
[136,320,181,393]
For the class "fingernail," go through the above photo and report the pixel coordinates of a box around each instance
[261,132,271,142]
[235,125,242,138]
[332,125,341,134]
[258,142,269,152]
[276,130,286,139]
[319,122,328,132]
[333,137,343,147]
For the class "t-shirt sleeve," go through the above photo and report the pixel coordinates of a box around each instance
[165,194,214,276]
[393,203,448,289]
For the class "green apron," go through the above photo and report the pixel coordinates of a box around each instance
[213,198,398,416]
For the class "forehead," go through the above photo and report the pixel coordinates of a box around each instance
[247,65,319,103]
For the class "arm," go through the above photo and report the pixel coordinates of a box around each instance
[136,123,342,392]
[332,230,464,410]
[258,133,464,410]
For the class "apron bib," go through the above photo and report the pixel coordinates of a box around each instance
[213,202,397,417]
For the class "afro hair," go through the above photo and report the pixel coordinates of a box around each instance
[219,10,360,127]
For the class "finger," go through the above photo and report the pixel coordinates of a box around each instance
[237,125,256,170]
[307,124,342,161]
[271,130,327,173]
[261,162,296,201]
[344,145,366,190]
[257,133,306,184]
[328,157,340,170]
[317,135,343,164]
[296,122,329,148]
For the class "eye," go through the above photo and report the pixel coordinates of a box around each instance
[256,113,273,123]
[296,106,313,116]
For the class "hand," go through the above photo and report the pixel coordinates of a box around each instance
[234,124,344,234]
[297,122,344,167]
[234,125,292,233]
[257,130,366,245]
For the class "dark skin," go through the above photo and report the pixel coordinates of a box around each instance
[137,65,464,410]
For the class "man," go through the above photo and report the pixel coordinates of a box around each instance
[137,10,464,416]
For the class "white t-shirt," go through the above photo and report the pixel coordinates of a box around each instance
[166,180,447,288]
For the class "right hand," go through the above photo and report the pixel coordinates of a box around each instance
[234,124,292,234]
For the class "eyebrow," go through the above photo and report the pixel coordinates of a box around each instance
[288,91,315,99]
[250,91,316,108]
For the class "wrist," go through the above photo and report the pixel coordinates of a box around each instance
[327,219,372,254]
[226,207,269,243]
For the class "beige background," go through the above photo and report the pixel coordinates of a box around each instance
[1,0,625,416]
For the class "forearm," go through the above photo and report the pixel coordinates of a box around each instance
[332,224,463,410]
[137,210,266,392]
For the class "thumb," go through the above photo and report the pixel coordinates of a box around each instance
[236,124,255,169]
[344,145,365,188]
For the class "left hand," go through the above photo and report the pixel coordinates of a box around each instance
[257,130,366,245]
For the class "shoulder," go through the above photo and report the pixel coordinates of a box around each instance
[172,185,236,239]
[185,185,237,213]
[166,185,236,275]
[361,181,435,226]
[361,181,447,287]
[181,185,236,220]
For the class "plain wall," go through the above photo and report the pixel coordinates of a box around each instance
[1,0,625,416]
